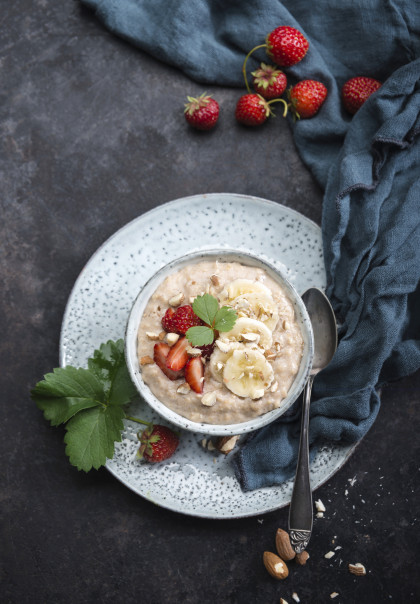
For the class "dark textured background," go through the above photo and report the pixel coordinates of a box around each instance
[1,2,419,603]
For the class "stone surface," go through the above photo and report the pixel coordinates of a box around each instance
[1,2,419,603]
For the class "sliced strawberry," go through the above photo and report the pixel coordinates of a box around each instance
[153,342,183,380]
[185,356,204,394]
[166,336,190,371]
[161,307,175,332]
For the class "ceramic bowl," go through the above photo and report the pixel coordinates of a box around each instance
[125,249,314,436]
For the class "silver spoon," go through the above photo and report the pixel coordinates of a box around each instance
[288,287,338,554]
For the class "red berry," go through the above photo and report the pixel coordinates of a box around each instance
[288,80,327,119]
[235,94,272,126]
[185,356,204,394]
[137,424,179,463]
[170,305,202,335]
[184,93,219,130]
[161,307,175,332]
[153,342,184,381]
[166,336,190,371]
[341,77,381,115]
[252,63,287,100]
[266,26,309,67]
[197,342,215,359]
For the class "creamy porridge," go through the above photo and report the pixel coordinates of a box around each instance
[137,260,304,424]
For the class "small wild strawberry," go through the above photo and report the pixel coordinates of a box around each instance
[252,63,287,100]
[341,77,381,115]
[288,80,328,119]
[241,26,308,96]
[266,26,309,67]
[184,93,219,130]
[137,424,179,463]
[235,93,288,126]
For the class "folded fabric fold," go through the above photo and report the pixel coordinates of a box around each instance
[80,0,420,490]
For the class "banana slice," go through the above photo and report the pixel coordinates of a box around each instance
[229,292,279,331]
[221,317,273,350]
[219,279,272,303]
[208,349,231,383]
[223,348,274,399]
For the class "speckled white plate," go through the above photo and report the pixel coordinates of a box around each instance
[60,193,356,519]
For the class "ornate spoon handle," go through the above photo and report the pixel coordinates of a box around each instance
[288,375,314,553]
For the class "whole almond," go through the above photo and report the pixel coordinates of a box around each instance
[263,551,289,580]
[216,435,239,454]
[295,550,310,565]
[275,529,296,561]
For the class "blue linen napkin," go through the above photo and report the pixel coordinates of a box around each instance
[81,0,420,490]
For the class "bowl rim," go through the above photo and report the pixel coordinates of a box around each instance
[125,247,314,435]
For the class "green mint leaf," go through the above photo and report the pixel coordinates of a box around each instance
[31,366,104,426]
[64,405,125,472]
[192,294,219,326]
[186,325,214,346]
[213,306,238,332]
[88,339,137,405]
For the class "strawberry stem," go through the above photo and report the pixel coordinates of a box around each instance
[267,98,288,117]
[242,43,266,93]
[125,415,152,427]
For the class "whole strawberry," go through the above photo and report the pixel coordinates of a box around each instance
[288,80,327,119]
[266,26,309,67]
[252,63,287,100]
[342,77,381,115]
[169,305,203,335]
[137,424,179,463]
[235,94,272,126]
[184,93,219,130]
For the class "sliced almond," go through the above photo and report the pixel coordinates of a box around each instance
[140,356,154,365]
[330,593,339,599]
[263,551,289,580]
[166,333,180,345]
[280,599,289,604]
[316,512,324,518]
[242,332,259,342]
[324,551,335,559]
[210,274,220,286]
[177,383,191,395]
[216,435,240,454]
[168,292,184,307]
[315,499,326,512]
[215,339,231,353]
[145,331,160,340]
[201,391,217,407]
[158,331,166,341]
[291,592,300,602]
[270,381,279,393]
[348,563,366,576]
[282,320,289,330]
[186,346,202,357]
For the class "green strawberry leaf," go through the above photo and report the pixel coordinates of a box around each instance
[31,366,105,426]
[213,306,238,332]
[186,325,215,346]
[88,339,137,405]
[32,338,140,471]
[64,405,125,472]
[192,294,219,326]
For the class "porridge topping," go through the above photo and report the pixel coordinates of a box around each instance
[137,261,304,424]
